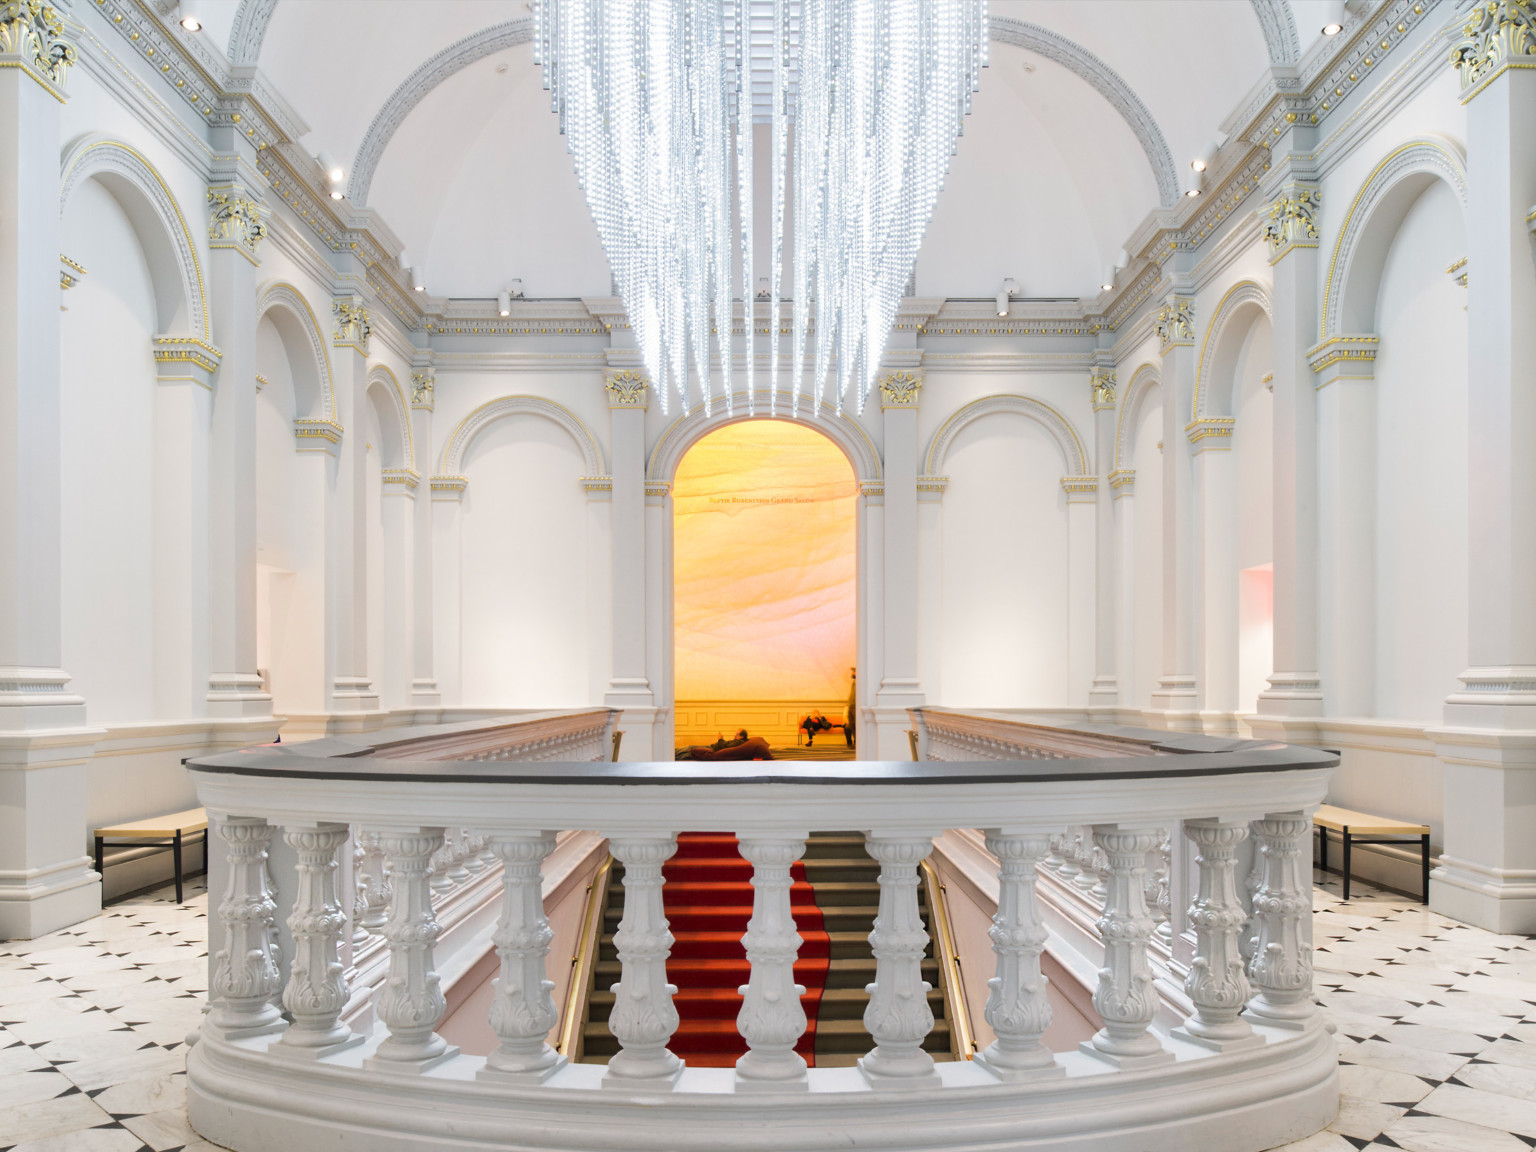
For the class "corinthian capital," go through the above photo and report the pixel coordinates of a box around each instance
[0,1,76,99]
[1262,184,1320,264]
[604,369,648,408]
[1451,0,1536,102]
[207,186,268,265]
[332,297,372,353]
[1091,369,1117,410]
[1155,299,1194,353]
[877,370,923,409]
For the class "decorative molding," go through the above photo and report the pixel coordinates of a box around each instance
[439,395,605,481]
[604,369,649,409]
[1061,476,1098,502]
[878,370,923,410]
[430,475,468,499]
[1306,334,1379,381]
[1193,281,1273,422]
[367,364,416,473]
[916,475,950,494]
[349,19,535,205]
[207,185,267,265]
[1091,369,1117,411]
[989,16,1178,207]
[255,281,337,422]
[1446,256,1468,288]
[1322,137,1468,341]
[925,394,1090,479]
[859,481,885,498]
[381,468,420,490]
[1261,184,1320,264]
[332,296,372,354]
[59,137,211,342]
[59,252,86,290]
[1185,418,1236,448]
[580,476,613,494]
[0,0,76,99]
[1249,0,1300,66]
[1451,0,1536,102]
[152,334,222,380]
[644,481,670,498]
[294,418,344,446]
[1108,469,1136,499]
[227,0,277,66]
[1113,363,1161,473]
[411,367,435,411]
[1154,298,1195,353]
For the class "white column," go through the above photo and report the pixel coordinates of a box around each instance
[277,823,359,1054]
[604,371,658,758]
[408,366,440,708]
[379,475,416,711]
[735,834,810,1087]
[1150,297,1201,729]
[1065,478,1097,709]
[478,832,565,1083]
[1258,174,1324,723]
[975,831,1063,1081]
[916,480,944,706]
[0,12,99,938]
[430,479,465,706]
[874,372,925,758]
[328,297,377,713]
[1191,423,1238,730]
[604,835,683,1087]
[1173,820,1260,1051]
[587,481,613,710]
[859,481,885,751]
[290,424,339,715]
[1081,825,1173,1068]
[208,816,283,1036]
[1089,369,1119,710]
[1312,339,1378,718]
[367,827,458,1070]
[1111,471,1137,709]
[1244,813,1317,1030]
[1434,19,1536,933]
[859,833,940,1086]
[205,147,271,717]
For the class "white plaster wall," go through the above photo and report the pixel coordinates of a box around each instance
[60,177,158,726]
[938,412,1071,706]
[458,412,591,707]
[1371,180,1468,723]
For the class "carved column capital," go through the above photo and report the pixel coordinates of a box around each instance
[0,0,76,100]
[410,367,435,410]
[877,370,923,410]
[1154,298,1195,354]
[604,369,649,409]
[1090,368,1117,411]
[207,185,268,266]
[1451,0,1536,102]
[332,296,372,354]
[1262,183,1321,264]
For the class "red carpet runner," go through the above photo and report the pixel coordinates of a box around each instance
[660,832,831,1067]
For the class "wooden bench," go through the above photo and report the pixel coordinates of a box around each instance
[1313,804,1430,903]
[93,807,208,904]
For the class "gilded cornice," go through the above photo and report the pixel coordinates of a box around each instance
[1060,477,1098,502]
[1185,417,1235,446]
[0,0,76,99]
[580,476,613,494]
[207,185,266,265]
[604,369,648,409]
[152,334,221,375]
[1108,468,1136,494]
[917,475,950,495]
[1307,334,1379,375]
[1262,184,1321,263]
[381,468,419,490]
[294,418,343,445]
[59,253,86,290]
[1451,0,1536,101]
[1446,256,1468,287]
[1091,369,1117,411]
[430,475,468,498]
[645,481,671,498]
[410,368,435,411]
[878,370,923,410]
[332,297,371,353]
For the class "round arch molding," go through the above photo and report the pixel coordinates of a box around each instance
[1322,136,1469,342]
[1114,363,1161,473]
[366,364,415,473]
[924,394,1089,481]
[1193,280,1273,422]
[648,394,882,486]
[438,394,606,485]
[255,281,337,423]
[59,135,211,344]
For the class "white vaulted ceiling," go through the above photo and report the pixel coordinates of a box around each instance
[206,0,1314,301]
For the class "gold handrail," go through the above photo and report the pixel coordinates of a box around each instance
[556,855,612,1062]
[921,858,976,1061]
[907,729,921,760]
[611,729,624,762]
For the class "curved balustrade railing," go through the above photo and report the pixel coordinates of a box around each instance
[184,727,1338,1152]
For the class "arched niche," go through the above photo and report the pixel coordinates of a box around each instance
[924,394,1088,483]
[1193,281,1273,423]
[438,394,605,483]
[1114,363,1161,474]
[365,365,414,472]
[254,282,336,423]
[1323,137,1469,342]
[648,393,881,486]
[59,135,210,344]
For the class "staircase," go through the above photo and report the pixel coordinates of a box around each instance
[580,832,953,1068]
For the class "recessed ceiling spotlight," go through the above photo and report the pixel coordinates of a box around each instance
[1185,187,1201,198]
[1322,20,1344,34]
[1101,265,1115,293]
[498,290,511,317]
[180,14,201,30]
[1191,157,1206,173]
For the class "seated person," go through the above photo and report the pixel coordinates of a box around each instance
[676,730,774,761]
[800,709,852,747]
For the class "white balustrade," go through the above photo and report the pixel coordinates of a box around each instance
[185,712,1338,1152]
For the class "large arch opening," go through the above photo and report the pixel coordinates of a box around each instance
[671,419,858,754]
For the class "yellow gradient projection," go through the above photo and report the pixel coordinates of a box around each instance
[673,420,856,701]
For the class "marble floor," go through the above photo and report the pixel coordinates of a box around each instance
[0,872,1533,1152]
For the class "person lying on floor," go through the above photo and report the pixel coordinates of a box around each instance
[675,731,775,760]
[800,710,852,746]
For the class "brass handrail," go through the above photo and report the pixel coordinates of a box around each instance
[556,855,612,1062]
[921,858,976,1061]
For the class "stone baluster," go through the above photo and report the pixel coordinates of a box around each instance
[1152,830,1174,946]
[1244,814,1317,1030]
[1172,820,1260,1052]
[366,828,460,1070]
[859,835,940,1086]
[359,831,391,934]
[1090,846,1110,903]
[278,824,361,1054]
[429,836,455,895]
[351,835,369,947]
[604,836,684,1087]
[478,832,565,1082]
[735,835,809,1086]
[1043,834,1066,873]
[1074,837,1100,894]
[478,839,498,870]
[1241,845,1263,962]
[447,830,472,884]
[974,832,1063,1081]
[1081,826,1173,1068]
[1057,829,1083,883]
[462,833,488,875]
[209,816,284,1037]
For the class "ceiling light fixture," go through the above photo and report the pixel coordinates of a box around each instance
[508,279,523,298]
[498,290,511,317]
[996,278,1018,317]
[317,151,345,199]
[412,268,425,293]
[537,0,986,418]
[179,3,201,31]
[1321,0,1345,34]
[1101,266,1115,293]
[1322,19,1343,34]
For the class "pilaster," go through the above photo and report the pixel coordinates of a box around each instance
[429,476,465,706]
[1432,13,1536,933]
[380,470,417,711]
[604,367,657,758]
[1189,417,1237,732]
[1089,363,1118,710]
[874,369,924,760]
[408,359,439,707]
[327,292,378,713]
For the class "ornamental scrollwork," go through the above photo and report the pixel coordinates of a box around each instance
[877,370,923,409]
[1154,299,1195,351]
[410,368,435,410]
[1091,368,1116,408]
[332,298,372,352]
[604,369,648,408]
[207,188,267,263]
[1262,186,1320,262]
[1451,0,1536,99]
[0,1,76,93]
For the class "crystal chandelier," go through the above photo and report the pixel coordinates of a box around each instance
[536,0,985,417]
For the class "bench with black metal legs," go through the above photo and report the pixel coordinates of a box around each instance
[1313,804,1431,903]
[93,807,208,904]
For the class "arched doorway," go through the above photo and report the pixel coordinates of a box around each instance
[671,420,858,753]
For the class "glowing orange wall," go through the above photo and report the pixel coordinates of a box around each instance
[673,420,856,701]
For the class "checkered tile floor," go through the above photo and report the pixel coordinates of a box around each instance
[0,871,1532,1151]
